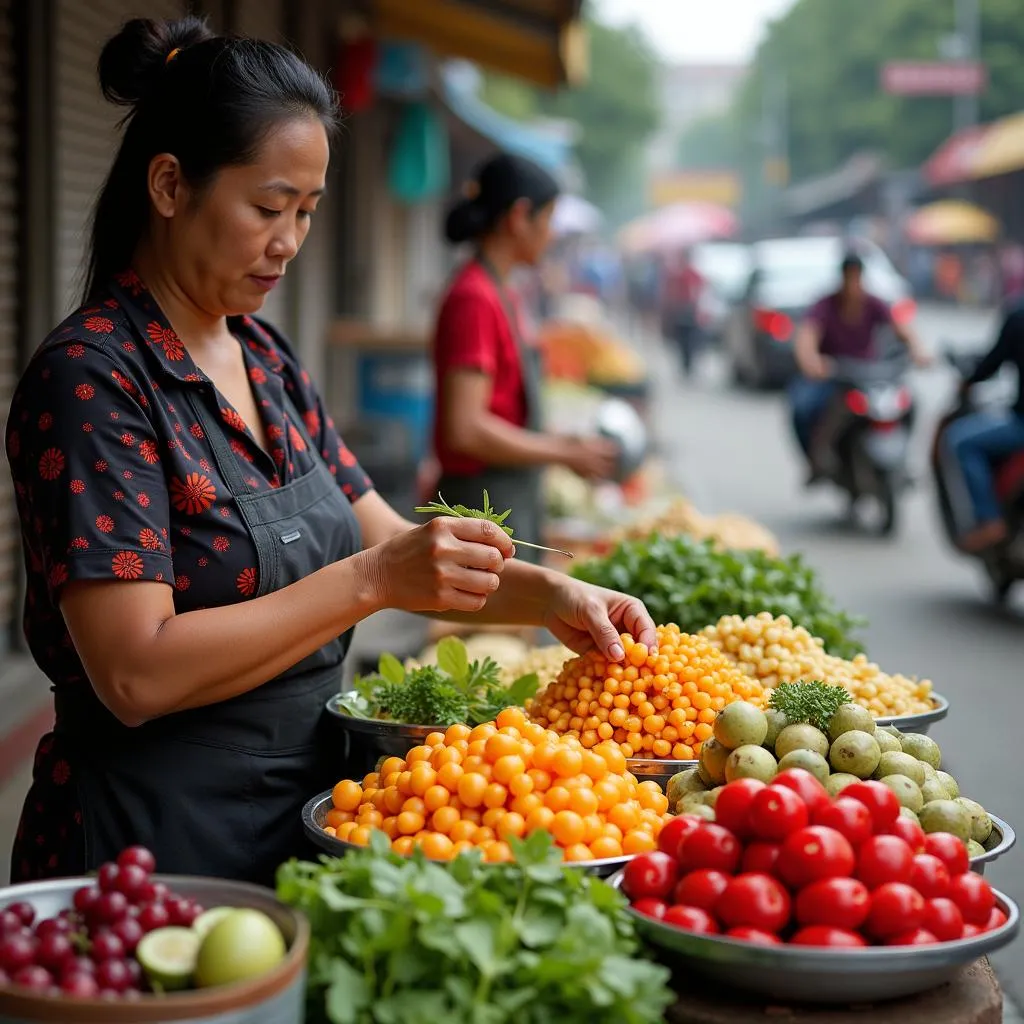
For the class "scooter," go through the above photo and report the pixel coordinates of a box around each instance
[931,347,1024,603]
[808,356,916,536]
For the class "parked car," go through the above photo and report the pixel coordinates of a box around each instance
[722,236,915,389]
[690,242,752,346]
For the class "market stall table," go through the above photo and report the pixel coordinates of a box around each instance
[664,958,1002,1024]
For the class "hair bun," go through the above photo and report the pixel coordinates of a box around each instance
[444,199,490,245]
[98,15,214,107]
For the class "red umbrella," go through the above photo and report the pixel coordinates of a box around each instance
[619,202,738,255]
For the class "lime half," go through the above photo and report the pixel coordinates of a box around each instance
[192,907,235,939]
[136,926,200,992]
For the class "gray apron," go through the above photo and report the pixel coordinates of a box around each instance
[54,385,361,886]
[438,258,546,562]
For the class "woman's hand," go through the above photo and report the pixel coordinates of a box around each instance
[360,517,515,614]
[542,577,657,662]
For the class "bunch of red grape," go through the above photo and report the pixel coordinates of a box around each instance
[0,846,202,1000]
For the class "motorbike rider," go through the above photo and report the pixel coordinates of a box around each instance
[944,299,1024,552]
[791,253,929,482]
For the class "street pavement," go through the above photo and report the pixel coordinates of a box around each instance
[648,302,1024,1016]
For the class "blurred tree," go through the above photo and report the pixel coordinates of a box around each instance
[676,113,742,170]
[479,20,661,212]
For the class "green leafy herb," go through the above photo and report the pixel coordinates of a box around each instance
[769,680,852,732]
[415,489,573,558]
[276,831,674,1024]
[337,637,540,728]
[572,533,865,658]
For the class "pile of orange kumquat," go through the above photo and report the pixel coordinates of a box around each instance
[526,626,767,761]
[322,706,671,864]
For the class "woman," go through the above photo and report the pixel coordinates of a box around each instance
[6,17,655,885]
[432,153,619,561]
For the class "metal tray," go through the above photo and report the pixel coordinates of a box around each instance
[301,791,631,878]
[875,692,950,734]
[607,870,1019,1004]
[627,757,697,792]
[972,814,1015,875]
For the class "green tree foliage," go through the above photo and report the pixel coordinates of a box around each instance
[479,20,661,210]
[677,113,742,171]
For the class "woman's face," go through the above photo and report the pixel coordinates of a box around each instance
[508,199,555,268]
[154,117,329,317]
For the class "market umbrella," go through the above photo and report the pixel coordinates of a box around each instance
[905,200,1000,246]
[551,194,604,236]
[617,202,738,255]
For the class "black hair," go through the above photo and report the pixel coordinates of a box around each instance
[444,153,560,245]
[841,253,865,274]
[83,15,341,302]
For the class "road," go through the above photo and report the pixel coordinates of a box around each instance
[653,302,1024,1010]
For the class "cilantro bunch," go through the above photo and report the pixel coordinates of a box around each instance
[336,637,539,728]
[572,534,865,659]
[277,831,674,1024]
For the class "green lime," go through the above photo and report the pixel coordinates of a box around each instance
[193,907,236,939]
[136,926,200,992]
[194,909,286,989]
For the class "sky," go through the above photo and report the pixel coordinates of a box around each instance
[593,0,798,64]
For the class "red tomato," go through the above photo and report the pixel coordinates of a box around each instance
[794,878,870,931]
[947,872,995,925]
[962,923,984,938]
[855,835,915,890]
[923,833,970,878]
[865,882,925,939]
[841,780,901,831]
[631,898,668,919]
[748,786,809,842]
[726,926,782,946]
[984,907,1008,933]
[909,854,951,899]
[673,870,730,913]
[714,779,766,838]
[662,905,719,934]
[771,769,830,816]
[741,841,782,876]
[885,928,939,946]
[923,898,964,942]
[789,926,867,948]
[677,824,741,875]
[812,797,873,848]
[777,826,855,889]
[715,874,791,934]
[622,851,677,901]
[657,814,704,858]
[884,816,927,852]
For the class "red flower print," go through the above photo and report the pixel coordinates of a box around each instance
[179,526,191,537]
[212,536,230,553]
[273,448,285,467]
[288,425,307,452]
[304,409,321,435]
[96,515,115,533]
[245,476,259,489]
[85,316,114,334]
[70,479,85,495]
[301,369,311,386]
[169,472,217,515]
[122,470,133,480]
[174,575,191,592]
[190,423,204,439]
[184,372,203,383]
[198,557,209,567]
[111,369,136,395]
[229,439,253,463]
[113,490,125,502]
[219,507,231,519]
[139,529,162,550]
[146,321,185,361]
[221,407,248,433]
[65,344,85,359]
[122,341,136,353]
[155,572,164,582]
[237,567,258,597]
[51,760,71,785]
[112,551,144,580]
[48,563,68,590]
[267,424,284,442]
[95,459,108,473]
[110,411,119,420]
[7,431,19,458]
[138,440,160,464]
[120,432,135,447]
[70,537,89,551]
[38,448,65,481]
[137,492,151,509]
[82,423,94,433]
[38,413,52,431]
[174,422,182,433]
[115,268,144,295]
[249,366,267,384]
[338,444,357,467]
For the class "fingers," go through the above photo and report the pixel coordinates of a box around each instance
[580,598,626,662]
[443,516,516,558]
[443,565,502,597]
[451,540,508,574]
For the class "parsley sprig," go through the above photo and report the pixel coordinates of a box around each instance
[769,681,852,732]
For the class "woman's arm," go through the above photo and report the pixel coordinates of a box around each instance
[794,320,827,378]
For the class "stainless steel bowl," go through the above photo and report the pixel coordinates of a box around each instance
[301,791,631,878]
[607,870,1018,1004]
[973,814,1015,875]
[324,695,440,775]
[875,692,950,734]
[627,757,697,792]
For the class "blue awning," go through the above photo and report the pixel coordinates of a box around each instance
[439,62,574,173]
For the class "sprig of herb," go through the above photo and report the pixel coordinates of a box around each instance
[769,680,852,732]
[415,489,573,558]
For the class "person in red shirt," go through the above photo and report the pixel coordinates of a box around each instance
[432,154,617,560]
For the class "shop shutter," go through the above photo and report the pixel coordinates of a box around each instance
[53,0,183,318]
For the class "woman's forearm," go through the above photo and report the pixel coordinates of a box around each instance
[448,411,571,468]
[435,558,561,627]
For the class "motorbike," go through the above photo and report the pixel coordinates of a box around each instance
[931,347,1024,603]
[807,356,916,535]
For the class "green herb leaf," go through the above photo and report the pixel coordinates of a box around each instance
[769,680,851,732]
[506,672,540,705]
[378,652,407,686]
[436,635,470,684]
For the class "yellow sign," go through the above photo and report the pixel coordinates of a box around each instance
[649,171,741,208]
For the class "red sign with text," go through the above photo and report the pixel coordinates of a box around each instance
[882,62,986,96]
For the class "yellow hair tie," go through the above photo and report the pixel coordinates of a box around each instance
[165,47,181,65]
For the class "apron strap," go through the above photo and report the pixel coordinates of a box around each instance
[186,389,251,497]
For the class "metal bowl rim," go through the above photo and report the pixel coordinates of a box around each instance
[973,813,1015,865]
[874,691,950,728]
[324,695,443,735]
